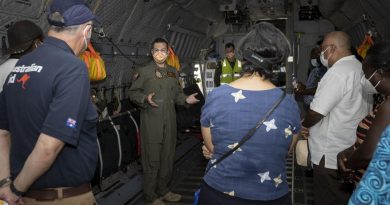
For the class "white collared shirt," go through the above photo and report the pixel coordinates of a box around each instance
[0,58,18,93]
[309,55,371,169]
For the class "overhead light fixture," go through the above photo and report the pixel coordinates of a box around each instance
[299,5,321,20]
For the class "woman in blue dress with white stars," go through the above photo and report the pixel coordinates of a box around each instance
[199,22,301,205]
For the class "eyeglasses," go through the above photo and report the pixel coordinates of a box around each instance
[152,48,168,54]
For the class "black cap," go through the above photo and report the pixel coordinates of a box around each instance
[237,22,291,66]
[7,20,43,54]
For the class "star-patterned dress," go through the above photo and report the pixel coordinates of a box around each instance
[200,85,301,201]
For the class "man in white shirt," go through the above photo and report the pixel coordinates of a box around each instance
[301,31,370,205]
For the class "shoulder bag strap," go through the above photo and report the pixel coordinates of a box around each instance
[205,91,286,173]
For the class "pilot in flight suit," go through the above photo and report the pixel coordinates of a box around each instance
[129,38,198,205]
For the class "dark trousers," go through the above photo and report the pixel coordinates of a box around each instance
[313,156,351,205]
[198,182,291,205]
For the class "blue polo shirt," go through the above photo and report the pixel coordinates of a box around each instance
[0,37,98,189]
[201,85,301,201]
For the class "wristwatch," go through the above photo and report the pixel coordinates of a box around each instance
[0,177,11,188]
[10,182,25,197]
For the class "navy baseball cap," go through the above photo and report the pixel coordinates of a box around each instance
[48,0,100,27]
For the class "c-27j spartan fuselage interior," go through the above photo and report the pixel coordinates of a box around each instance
[0,0,389,204]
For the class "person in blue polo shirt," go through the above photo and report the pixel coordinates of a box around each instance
[0,0,100,204]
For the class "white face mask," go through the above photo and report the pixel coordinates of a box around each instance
[320,47,331,67]
[311,59,319,67]
[361,70,381,95]
[361,76,377,95]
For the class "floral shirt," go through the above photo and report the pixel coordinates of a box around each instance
[349,125,390,205]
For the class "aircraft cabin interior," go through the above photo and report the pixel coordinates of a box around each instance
[0,0,389,204]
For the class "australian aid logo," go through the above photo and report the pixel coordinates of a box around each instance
[7,63,43,90]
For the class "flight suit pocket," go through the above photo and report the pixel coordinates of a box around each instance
[147,143,162,163]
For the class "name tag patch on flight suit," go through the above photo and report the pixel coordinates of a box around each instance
[167,71,176,78]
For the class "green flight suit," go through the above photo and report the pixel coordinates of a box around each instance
[128,62,187,202]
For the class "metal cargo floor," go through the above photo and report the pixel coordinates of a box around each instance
[99,133,315,205]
